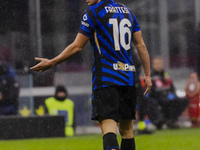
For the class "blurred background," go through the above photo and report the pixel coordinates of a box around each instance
[0,0,199,74]
[0,0,199,134]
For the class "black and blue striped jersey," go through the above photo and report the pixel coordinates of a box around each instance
[79,0,141,90]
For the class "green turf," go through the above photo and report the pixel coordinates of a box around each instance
[135,128,200,150]
[0,128,199,150]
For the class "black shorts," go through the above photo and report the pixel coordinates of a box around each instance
[91,86,137,122]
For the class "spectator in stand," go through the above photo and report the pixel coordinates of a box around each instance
[148,56,188,129]
[0,62,20,115]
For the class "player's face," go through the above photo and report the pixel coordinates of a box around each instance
[152,58,164,72]
[86,0,101,6]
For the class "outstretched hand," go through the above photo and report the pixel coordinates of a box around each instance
[30,57,54,72]
[143,75,152,95]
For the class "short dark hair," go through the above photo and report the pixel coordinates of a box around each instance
[55,85,68,97]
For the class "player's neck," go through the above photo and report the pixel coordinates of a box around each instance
[96,0,101,5]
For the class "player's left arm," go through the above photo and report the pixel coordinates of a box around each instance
[30,33,89,72]
[133,31,152,95]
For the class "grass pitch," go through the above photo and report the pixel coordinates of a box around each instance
[0,128,199,150]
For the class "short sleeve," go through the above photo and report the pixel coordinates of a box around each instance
[79,9,96,37]
[132,12,141,33]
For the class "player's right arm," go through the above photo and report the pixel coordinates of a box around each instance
[30,33,89,72]
[30,8,95,72]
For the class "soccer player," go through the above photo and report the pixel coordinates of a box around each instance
[30,0,152,150]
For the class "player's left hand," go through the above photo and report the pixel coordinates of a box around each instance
[30,57,54,72]
[143,75,152,95]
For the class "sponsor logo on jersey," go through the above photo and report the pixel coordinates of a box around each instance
[113,61,135,71]
[81,21,89,27]
[105,6,130,14]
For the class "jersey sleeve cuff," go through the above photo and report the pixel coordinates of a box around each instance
[134,28,141,33]
[78,30,92,37]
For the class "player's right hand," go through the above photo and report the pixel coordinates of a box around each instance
[30,57,54,72]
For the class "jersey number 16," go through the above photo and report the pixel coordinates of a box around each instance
[109,18,132,51]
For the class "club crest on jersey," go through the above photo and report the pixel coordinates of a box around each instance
[83,14,88,21]
[113,61,135,71]
[105,6,130,14]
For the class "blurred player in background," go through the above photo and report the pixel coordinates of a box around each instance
[185,73,200,128]
[30,0,152,150]
[0,62,20,116]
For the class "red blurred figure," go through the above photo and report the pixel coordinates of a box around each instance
[185,73,200,128]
